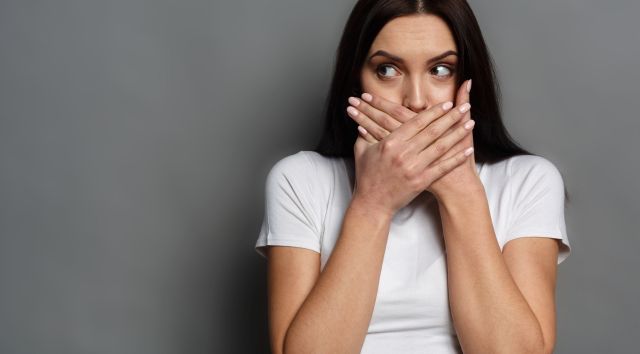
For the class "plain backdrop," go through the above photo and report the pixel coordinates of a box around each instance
[1,0,638,353]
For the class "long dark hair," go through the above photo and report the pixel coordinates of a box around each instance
[312,0,570,202]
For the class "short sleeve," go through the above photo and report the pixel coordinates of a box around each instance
[254,152,323,259]
[505,156,572,264]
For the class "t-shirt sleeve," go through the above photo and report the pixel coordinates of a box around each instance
[504,156,571,264]
[254,152,323,259]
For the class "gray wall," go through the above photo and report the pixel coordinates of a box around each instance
[0,0,637,353]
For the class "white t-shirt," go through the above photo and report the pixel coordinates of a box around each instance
[254,150,571,353]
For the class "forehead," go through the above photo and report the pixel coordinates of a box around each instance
[369,14,456,56]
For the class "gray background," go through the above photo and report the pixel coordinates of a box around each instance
[0,0,637,353]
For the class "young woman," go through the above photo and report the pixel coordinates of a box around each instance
[255,1,571,353]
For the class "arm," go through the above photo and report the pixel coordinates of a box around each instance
[437,181,550,354]
[279,198,393,354]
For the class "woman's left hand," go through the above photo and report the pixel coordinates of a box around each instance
[346,79,482,201]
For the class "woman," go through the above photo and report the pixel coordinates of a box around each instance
[255,0,572,353]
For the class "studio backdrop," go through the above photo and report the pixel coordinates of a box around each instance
[0,0,638,353]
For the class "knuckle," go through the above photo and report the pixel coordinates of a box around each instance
[421,167,434,181]
[436,162,448,175]
[381,116,394,130]
[407,176,422,190]
[425,125,440,139]
[381,139,396,152]
[401,167,414,180]
[391,148,410,168]
[404,163,421,181]
[434,141,448,155]
[450,110,461,123]
[391,153,404,168]
[374,126,387,139]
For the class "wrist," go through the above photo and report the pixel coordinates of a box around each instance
[433,178,485,207]
[349,195,395,221]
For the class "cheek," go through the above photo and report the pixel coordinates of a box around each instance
[360,73,404,105]
[428,90,454,104]
[426,82,457,105]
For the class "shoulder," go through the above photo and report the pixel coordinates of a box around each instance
[503,154,566,211]
[506,154,564,186]
[479,154,565,202]
[267,150,312,177]
[265,150,337,197]
[267,150,334,180]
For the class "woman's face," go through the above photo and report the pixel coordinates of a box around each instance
[360,14,459,113]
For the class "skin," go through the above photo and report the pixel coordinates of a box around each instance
[349,12,478,201]
[266,15,475,354]
[267,13,560,354]
[347,14,560,354]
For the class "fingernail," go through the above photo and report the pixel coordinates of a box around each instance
[442,101,453,110]
[357,125,368,136]
[466,79,472,93]
[459,102,471,113]
[361,93,373,102]
[464,119,475,130]
[347,106,359,116]
[348,97,360,106]
[464,147,474,156]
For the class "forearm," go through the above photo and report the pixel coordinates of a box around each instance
[437,187,545,354]
[284,198,392,354]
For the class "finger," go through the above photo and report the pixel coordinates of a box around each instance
[430,121,474,166]
[357,125,378,144]
[346,105,390,141]
[349,96,402,133]
[433,79,472,161]
[454,79,472,126]
[404,100,469,155]
[417,118,474,169]
[360,92,417,123]
[421,145,474,190]
[386,100,454,142]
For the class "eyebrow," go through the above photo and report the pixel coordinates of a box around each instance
[367,49,458,65]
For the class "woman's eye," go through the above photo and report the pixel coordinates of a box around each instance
[375,63,454,79]
[376,64,400,78]
[431,64,453,78]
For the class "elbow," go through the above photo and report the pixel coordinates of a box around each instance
[493,334,549,354]
[538,329,556,354]
[281,327,298,354]
[542,340,555,354]
[282,329,326,354]
[529,322,554,354]
[530,335,553,354]
[530,334,552,354]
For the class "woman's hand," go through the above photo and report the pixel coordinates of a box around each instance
[347,79,480,202]
[350,97,475,217]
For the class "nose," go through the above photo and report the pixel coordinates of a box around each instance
[403,76,428,113]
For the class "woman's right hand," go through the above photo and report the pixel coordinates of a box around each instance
[351,100,474,216]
